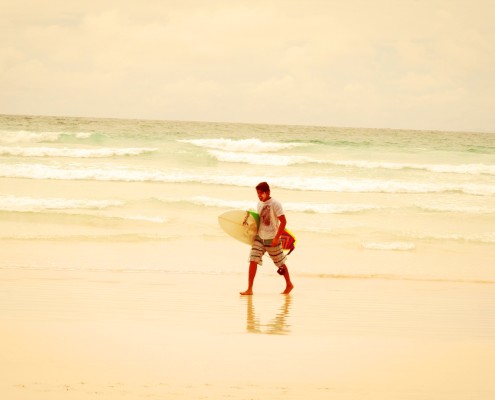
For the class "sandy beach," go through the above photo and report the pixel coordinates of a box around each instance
[2,245,494,400]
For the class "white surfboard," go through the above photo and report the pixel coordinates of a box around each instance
[218,210,259,245]
[218,210,296,253]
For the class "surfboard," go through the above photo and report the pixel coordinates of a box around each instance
[218,210,296,254]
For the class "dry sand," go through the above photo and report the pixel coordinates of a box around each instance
[1,265,495,400]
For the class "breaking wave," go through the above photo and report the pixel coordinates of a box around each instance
[0,130,94,144]
[1,163,495,196]
[0,146,158,158]
[178,138,304,152]
[0,195,123,212]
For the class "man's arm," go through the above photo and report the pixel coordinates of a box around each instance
[273,215,287,245]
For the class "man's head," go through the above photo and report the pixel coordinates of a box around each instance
[256,181,271,202]
[256,182,270,193]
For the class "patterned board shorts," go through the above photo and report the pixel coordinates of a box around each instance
[249,236,287,267]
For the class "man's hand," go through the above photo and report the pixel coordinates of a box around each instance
[271,235,280,246]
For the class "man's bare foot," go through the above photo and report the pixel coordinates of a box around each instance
[281,284,294,295]
[240,289,253,295]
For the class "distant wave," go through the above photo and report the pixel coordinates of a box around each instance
[334,160,495,176]
[178,138,304,152]
[0,130,93,144]
[0,233,175,242]
[203,148,495,176]
[122,215,168,224]
[295,224,495,245]
[208,150,314,166]
[182,196,254,210]
[298,273,495,285]
[298,227,495,246]
[267,176,495,196]
[207,151,495,175]
[405,232,495,245]
[0,200,168,226]
[417,203,495,214]
[284,201,381,214]
[2,163,495,196]
[0,146,158,158]
[171,196,381,214]
[0,195,123,212]
[362,241,416,251]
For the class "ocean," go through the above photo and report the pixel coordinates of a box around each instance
[1,114,494,282]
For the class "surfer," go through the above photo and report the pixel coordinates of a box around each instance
[240,182,294,295]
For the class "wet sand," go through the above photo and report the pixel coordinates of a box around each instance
[1,266,495,400]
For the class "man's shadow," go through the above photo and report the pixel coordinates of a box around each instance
[242,295,292,335]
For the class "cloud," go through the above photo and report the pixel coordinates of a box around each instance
[1,0,494,132]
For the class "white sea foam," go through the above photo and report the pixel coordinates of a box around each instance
[208,150,313,166]
[2,163,495,196]
[0,233,175,242]
[405,232,495,244]
[187,196,254,210]
[284,202,381,214]
[0,163,260,184]
[269,176,495,196]
[185,196,379,214]
[297,226,336,234]
[0,130,93,144]
[334,160,495,175]
[207,152,495,176]
[0,195,123,212]
[123,215,168,224]
[0,146,158,158]
[417,203,495,214]
[179,138,303,152]
[362,242,416,251]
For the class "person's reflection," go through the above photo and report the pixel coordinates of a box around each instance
[242,295,292,335]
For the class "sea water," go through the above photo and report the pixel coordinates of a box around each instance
[1,114,494,281]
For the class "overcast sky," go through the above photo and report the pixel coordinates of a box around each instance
[1,0,494,132]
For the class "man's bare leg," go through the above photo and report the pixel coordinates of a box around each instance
[240,261,258,295]
[280,265,294,294]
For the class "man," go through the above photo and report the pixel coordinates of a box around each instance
[240,182,294,295]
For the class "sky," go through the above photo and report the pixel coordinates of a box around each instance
[1,0,494,132]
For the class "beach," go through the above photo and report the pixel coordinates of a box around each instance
[1,114,495,398]
[2,262,495,400]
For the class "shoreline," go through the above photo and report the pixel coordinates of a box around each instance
[1,230,494,283]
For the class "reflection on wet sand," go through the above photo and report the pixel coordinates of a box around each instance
[242,295,292,335]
